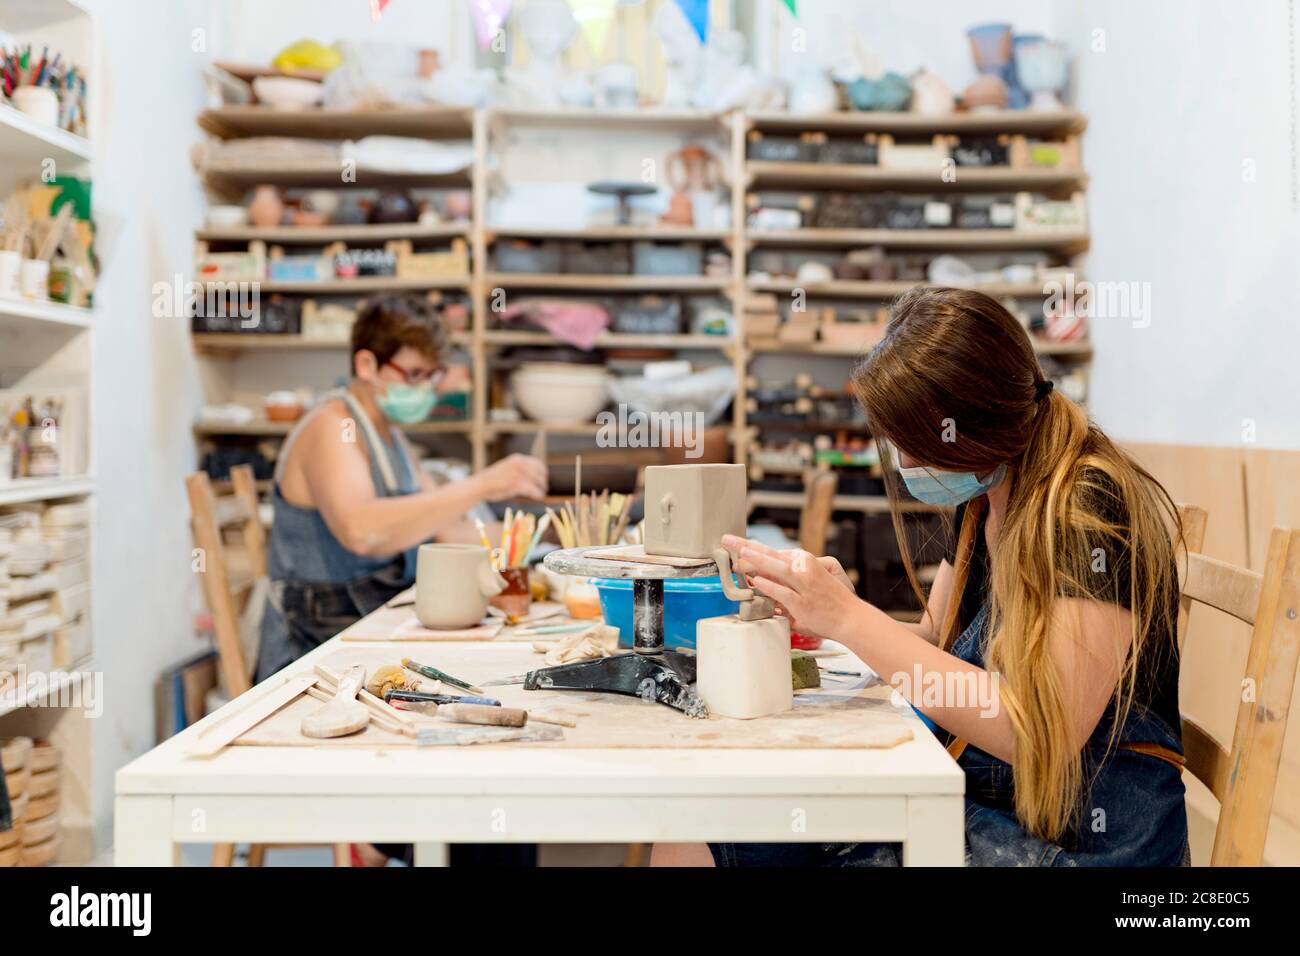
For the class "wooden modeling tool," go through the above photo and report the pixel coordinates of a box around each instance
[187,675,318,757]
[438,702,528,728]
[301,664,369,738]
[304,684,409,736]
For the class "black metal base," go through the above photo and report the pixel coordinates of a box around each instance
[522,650,707,718]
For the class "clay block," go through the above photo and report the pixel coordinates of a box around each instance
[696,614,794,719]
[643,463,747,559]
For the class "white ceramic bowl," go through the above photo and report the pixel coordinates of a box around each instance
[511,363,608,423]
[206,205,248,229]
[252,76,323,111]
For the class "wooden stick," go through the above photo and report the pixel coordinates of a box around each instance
[187,675,318,756]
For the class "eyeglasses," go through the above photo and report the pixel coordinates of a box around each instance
[383,359,445,387]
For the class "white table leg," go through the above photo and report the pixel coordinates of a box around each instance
[902,795,965,866]
[114,795,179,866]
[413,842,449,867]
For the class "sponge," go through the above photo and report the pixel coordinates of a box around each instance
[791,650,821,690]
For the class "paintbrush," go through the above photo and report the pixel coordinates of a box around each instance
[402,656,483,694]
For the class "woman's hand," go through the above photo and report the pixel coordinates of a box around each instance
[474,453,548,502]
[721,534,860,640]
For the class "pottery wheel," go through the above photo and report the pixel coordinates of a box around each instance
[538,546,719,718]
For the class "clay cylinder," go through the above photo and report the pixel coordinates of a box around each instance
[696,614,793,719]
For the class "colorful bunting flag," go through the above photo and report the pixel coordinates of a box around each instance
[470,0,513,51]
[569,0,618,56]
[674,0,709,44]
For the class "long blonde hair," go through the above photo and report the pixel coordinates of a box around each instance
[853,288,1181,842]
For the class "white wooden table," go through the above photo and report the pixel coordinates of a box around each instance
[115,618,965,866]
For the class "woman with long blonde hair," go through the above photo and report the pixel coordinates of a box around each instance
[656,287,1189,867]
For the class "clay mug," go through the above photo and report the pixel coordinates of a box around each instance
[415,544,507,629]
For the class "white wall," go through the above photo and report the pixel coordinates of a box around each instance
[1064,0,1300,449]
[82,0,207,846]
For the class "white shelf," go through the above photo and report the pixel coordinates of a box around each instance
[0,475,95,506]
[0,104,92,191]
[0,660,95,720]
[0,296,93,332]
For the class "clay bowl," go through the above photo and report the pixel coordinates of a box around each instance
[20,812,58,846]
[28,741,58,774]
[20,832,61,867]
[27,767,60,798]
[1,736,32,772]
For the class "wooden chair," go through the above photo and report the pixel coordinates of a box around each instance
[186,466,350,868]
[1175,505,1300,865]
[798,469,840,555]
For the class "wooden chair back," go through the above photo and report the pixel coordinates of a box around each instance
[1174,504,1300,865]
[185,465,266,698]
[798,470,839,555]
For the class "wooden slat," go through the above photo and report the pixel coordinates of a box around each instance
[798,471,839,555]
[1212,528,1300,866]
[1185,553,1263,625]
[186,473,252,697]
[1176,504,1208,652]
[231,465,268,579]
[213,493,253,528]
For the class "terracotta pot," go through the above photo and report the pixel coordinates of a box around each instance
[248,185,284,227]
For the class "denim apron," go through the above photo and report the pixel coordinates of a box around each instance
[711,601,1190,867]
[255,390,421,683]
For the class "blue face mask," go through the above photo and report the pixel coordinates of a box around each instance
[377,381,438,424]
[898,463,1007,506]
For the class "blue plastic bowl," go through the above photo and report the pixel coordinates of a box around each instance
[593,576,739,650]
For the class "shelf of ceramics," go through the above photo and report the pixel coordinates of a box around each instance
[746,160,1087,191]
[482,272,729,292]
[195,223,471,244]
[746,228,1090,255]
[198,105,474,140]
[745,109,1087,136]
[199,162,471,196]
[746,279,1051,298]
[486,106,726,132]
[201,276,470,294]
[0,475,95,507]
[482,330,733,350]
[485,225,732,242]
[193,419,472,438]
[746,339,1092,359]
[0,297,93,333]
[192,331,470,356]
[747,490,947,515]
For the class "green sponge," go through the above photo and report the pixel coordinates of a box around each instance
[791,650,821,690]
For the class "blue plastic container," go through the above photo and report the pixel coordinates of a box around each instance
[593,576,739,650]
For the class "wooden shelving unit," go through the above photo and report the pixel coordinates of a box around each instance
[190,103,1092,488]
[0,0,99,867]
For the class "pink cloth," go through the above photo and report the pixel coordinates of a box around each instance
[498,299,611,350]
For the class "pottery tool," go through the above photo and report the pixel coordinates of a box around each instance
[187,675,318,756]
[417,724,564,747]
[438,702,528,728]
[384,688,501,707]
[315,663,417,737]
[511,621,595,638]
[300,665,369,738]
[474,516,491,550]
[530,429,547,462]
[523,511,552,563]
[303,684,409,735]
[791,651,821,690]
[477,672,530,687]
[820,667,865,678]
[401,656,483,694]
